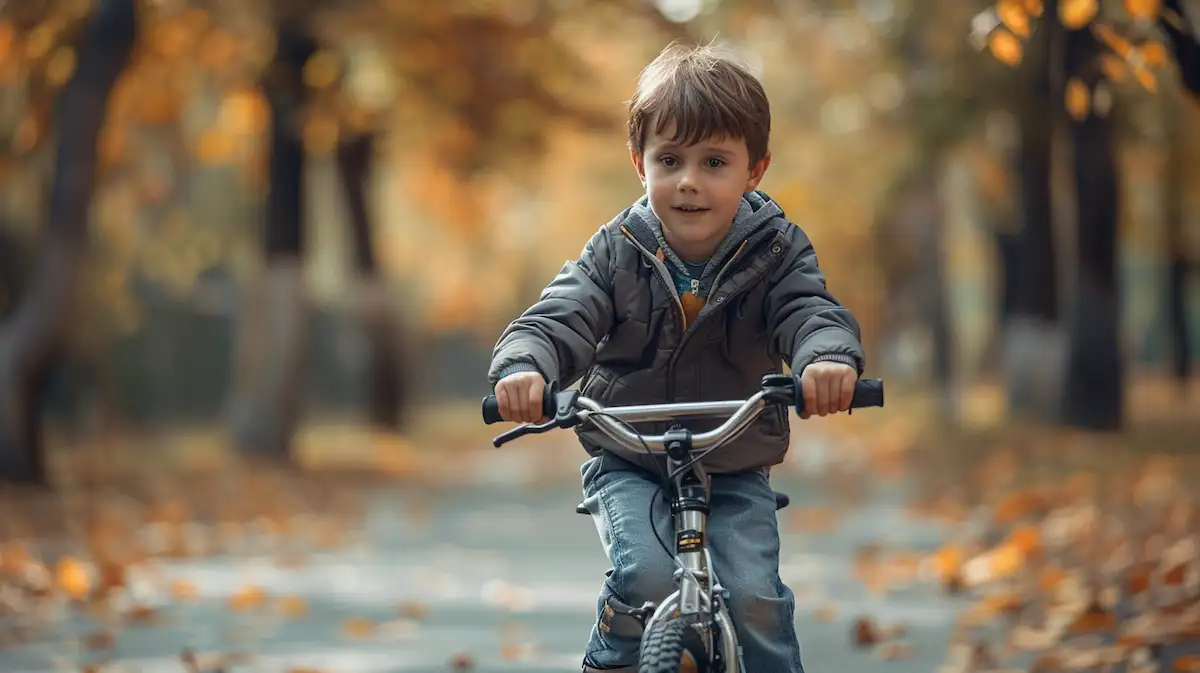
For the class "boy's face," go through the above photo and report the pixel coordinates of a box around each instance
[632,123,770,262]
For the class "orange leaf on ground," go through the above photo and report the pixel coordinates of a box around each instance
[227,585,266,611]
[343,617,375,639]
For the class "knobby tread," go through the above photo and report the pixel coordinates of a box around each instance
[638,618,710,673]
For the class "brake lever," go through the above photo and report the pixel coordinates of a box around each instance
[491,389,583,448]
[492,419,553,448]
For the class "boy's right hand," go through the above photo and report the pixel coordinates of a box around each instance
[494,371,550,423]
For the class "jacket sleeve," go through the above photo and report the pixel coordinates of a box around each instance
[487,227,616,388]
[764,225,865,375]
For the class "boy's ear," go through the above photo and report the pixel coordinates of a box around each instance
[745,153,771,192]
[630,148,647,186]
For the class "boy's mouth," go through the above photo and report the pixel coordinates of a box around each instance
[674,205,709,213]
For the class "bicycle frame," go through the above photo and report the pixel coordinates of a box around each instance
[575,394,773,673]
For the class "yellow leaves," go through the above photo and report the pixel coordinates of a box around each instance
[0,21,15,63]
[1068,604,1118,633]
[1039,564,1067,591]
[986,543,1025,579]
[25,23,57,61]
[1093,23,1135,59]
[988,29,1024,66]
[1004,523,1042,558]
[56,556,93,600]
[304,50,342,90]
[1099,53,1128,82]
[152,16,200,60]
[1124,0,1162,21]
[195,129,237,165]
[1060,0,1100,29]
[227,585,267,612]
[277,595,309,618]
[1066,77,1091,121]
[218,90,269,136]
[930,544,964,588]
[342,616,375,639]
[169,579,198,601]
[1133,67,1159,92]
[12,114,41,154]
[198,29,238,70]
[45,47,76,87]
[997,0,1032,38]
[1140,41,1169,68]
[1089,24,1160,92]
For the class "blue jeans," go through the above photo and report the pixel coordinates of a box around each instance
[579,453,804,672]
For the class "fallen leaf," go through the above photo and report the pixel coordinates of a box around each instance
[84,630,115,650]
[169,579,197,601]
[343,616,374,639]
[852,616,879,648]
[398,600,429,620]
[277,595,309,618]
[227,585,266,612]
[56,557,93,600]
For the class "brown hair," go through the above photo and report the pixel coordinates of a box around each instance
[626,41,771,165]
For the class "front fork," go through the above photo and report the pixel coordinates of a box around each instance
[610,427,742,672]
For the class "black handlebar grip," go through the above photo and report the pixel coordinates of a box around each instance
[794,377,884,413]
[850,378,884,408]
[481,381,558,424]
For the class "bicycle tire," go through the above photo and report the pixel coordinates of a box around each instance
[638,618,711,673]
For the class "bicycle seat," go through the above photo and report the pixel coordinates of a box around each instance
[577,493,790,514]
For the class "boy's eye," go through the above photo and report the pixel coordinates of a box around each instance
[660,156,678,167]
[706,157,725,168]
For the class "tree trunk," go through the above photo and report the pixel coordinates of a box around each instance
[228,21,316,460]
[1061,28,1123,431]
[335,133,412,430]
[1005,0,1066,422]
[918,164,956,419]
[1163,91,1190,385]
[1163,0,1200,95]
[0,0,137,484]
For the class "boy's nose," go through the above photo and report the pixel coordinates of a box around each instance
[677,169,699,191]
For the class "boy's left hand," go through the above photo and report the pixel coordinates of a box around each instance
[799,361,858,419]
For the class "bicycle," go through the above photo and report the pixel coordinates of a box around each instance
[481,373,884,673]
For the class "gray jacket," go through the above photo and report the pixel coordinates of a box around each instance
[487,191,864,474]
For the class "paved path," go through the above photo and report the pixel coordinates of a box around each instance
[0,440,972,673]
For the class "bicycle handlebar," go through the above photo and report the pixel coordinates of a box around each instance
[480,375,884,450]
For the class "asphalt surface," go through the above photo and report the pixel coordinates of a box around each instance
[0,434,986,673]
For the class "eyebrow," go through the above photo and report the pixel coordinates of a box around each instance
[655,143,737,157]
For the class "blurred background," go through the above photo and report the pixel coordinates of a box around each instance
[0,0,1199,671]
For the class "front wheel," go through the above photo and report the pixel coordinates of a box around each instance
[638,618,710,673]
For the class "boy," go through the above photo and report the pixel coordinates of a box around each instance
[488,42,863,672]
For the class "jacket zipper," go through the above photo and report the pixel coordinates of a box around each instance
[667,241,772,390]
[620,228,686,334]
[620,227,783,404]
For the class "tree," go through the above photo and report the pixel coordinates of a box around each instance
[0,0,685,481]
[974,0,1195,428]
[0,0,138,483]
